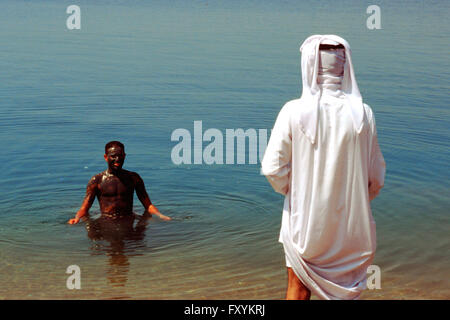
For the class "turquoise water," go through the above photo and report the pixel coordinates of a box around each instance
[0,0,449,299]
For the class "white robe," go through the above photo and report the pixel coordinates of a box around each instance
[261,35,386,300]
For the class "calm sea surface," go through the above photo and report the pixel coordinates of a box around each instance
[0,0,449,299]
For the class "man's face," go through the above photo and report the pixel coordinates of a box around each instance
[104,146,126,171]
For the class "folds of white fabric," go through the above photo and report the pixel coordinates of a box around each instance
[261,35,386,300]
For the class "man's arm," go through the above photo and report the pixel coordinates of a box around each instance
[134,173,171,221]
[261,102,293,195]
[368,134,385,201]
[366,104,386,202]
[68,175,98,224]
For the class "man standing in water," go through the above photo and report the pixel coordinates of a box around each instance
[261,35,385,300]
[68,141,171,224]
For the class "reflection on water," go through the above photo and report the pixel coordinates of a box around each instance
[85,214,149,287]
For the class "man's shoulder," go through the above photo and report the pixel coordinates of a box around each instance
[123,170,143,182]
[281,98,301,112]
[274,99,300,121]
[274,99,301,128]
[122,169,138,176]
[88,172,104,187]
[94,171,108,179]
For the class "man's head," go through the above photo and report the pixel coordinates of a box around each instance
[104,141,126,172]
[298,35,365,144]
[318,44,346,79]
[319,44,345,51]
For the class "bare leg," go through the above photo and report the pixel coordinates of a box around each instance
[286,267,311,300]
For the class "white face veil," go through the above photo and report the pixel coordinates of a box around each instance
[317,47,345,94]
[298,35,365,144]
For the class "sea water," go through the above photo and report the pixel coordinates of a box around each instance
[0,0,448,299]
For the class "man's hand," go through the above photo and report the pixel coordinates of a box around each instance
[143,211,172,221]
[68,210,86,225]
[146,204,172,221]
[68,217,80,224]
[156,213,172,221]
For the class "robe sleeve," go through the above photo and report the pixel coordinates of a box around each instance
[368,109,386,201]
[261,103,292,195]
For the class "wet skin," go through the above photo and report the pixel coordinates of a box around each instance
[89,169,147,217]
[68,146,171,224]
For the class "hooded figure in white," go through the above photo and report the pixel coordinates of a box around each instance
[261,35,386,300]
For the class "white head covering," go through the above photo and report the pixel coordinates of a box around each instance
[298,35,365,144]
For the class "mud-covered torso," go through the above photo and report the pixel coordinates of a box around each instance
[96,170,136,217]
